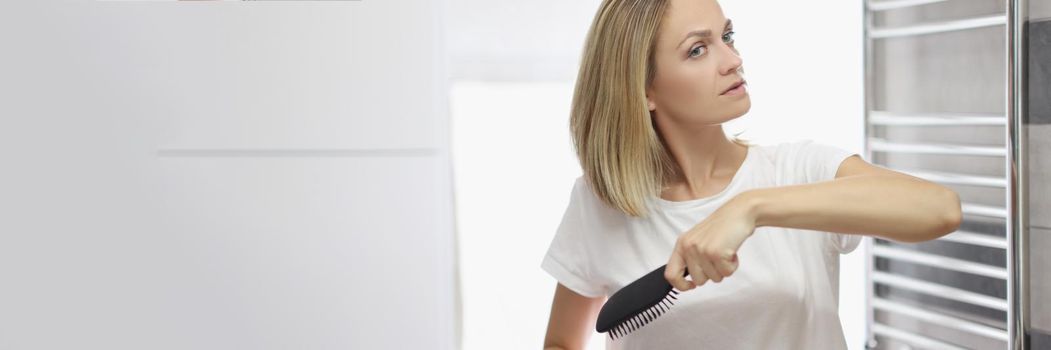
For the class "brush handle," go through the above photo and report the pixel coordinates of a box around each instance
[662,264,689,282]
[660,264,690,277]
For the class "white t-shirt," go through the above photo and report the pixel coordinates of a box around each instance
[541,139,862,350]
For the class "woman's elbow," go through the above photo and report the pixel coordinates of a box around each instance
[908,187,962,243]
[934,188,963,239]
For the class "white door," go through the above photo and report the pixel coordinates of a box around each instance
[0,1,456,349]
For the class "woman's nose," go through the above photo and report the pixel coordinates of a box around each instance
[716,42,743,76]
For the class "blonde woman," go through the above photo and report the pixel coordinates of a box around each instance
[540,0,963,349]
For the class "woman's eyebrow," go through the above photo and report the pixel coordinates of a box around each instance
[677,19,733,48]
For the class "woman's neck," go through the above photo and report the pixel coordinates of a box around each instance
[659,126,748,196]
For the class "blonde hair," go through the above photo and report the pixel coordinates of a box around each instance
[570,0,751,218]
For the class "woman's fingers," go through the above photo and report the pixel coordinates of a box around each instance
[716,253,739,277]
[665,248,694,292]
[687,259,709,287]
[709,249,738,280]
[684,241,726,283]
[670,239,741,292]
[690,246,737,283]
[697,253,724,283]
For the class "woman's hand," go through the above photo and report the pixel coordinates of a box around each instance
[665,192,759,291]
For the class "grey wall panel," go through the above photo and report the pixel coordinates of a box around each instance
[1031,227,1051,336]
[1027,25,1050,339]
[1030,124,1051,229]
[1033,0,1051,21]
[1029,19,1051,126]
[1033,330,1051,349]
[1027,13,1051,347]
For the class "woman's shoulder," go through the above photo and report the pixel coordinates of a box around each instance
[569,175,637,222]
[744,139,826,186]
[743,141,783,166]
[570,176,616,211]
[752,139,857,185]
[751,138,816,154]
[748,138,829,164]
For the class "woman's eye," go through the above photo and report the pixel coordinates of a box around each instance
[688,31,734,59]
[688,45,706,58]
[723,30,735,44]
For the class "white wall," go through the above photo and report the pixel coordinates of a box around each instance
[0,1,456,349]
[717,0,868,348]
[448,0,867,349]
[444,0,603,81]
[450,82,608,350]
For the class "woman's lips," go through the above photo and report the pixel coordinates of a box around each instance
[722,82,747,96]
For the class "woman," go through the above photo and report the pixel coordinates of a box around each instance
[540,0,963,349]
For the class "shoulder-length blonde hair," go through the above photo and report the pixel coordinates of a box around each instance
[570,0,750,218]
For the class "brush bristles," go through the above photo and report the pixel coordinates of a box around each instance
[607,289,680,340]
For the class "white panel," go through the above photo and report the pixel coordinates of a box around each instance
[0,1,455,350]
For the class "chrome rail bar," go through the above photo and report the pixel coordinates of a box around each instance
[873,297,1009,341]
[871,15,1005,38]
[871,245,1008,280]
[872,271,1009,311]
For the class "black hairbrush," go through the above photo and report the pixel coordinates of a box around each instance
[596,264,687,340]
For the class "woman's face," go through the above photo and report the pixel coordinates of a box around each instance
[647,0,749,126]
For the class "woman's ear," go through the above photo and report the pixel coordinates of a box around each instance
[645,90,657,112]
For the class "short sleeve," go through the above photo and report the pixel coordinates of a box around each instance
[788,139,859,184]
[540,177,605,298]
[787,140,863,254]
[829,232,862,254]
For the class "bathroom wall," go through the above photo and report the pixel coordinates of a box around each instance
[1026,2,1051,348]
